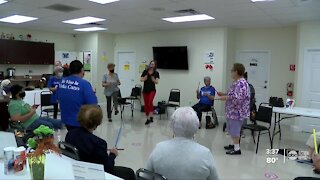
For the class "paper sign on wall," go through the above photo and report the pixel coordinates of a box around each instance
[204,51,215,64]
[124,64,130,71]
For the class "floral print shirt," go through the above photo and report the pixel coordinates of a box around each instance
[225,78,250,121]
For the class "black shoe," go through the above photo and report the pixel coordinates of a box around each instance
[115,110,119,115]
[145,119,151,125]
[226,149,241,155]
[199,124,201,129]
[108,119,112,122]
[150,117,154,123]
[224,145,234,150]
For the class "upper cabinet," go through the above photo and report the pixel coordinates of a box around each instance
[0,39,54,65]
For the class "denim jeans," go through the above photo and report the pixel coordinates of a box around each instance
[27,117,62,131]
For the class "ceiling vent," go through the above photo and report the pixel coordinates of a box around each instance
[44,4,80,13]
[85,22,103,26]
[174,9,199,15]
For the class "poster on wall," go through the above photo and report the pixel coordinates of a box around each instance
[204,51,215,64]
[83,51,91,71]
[55,51,77,66]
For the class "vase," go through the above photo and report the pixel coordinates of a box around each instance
[28,154,46,180]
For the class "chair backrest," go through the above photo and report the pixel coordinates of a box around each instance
[136,168,167,180]
[40,91,53,107]
[168,89,180,105]
[58,141,80,161]
[131,86,142,97]
[255,103,273,124]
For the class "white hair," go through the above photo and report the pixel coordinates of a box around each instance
[204,76,211,81]
[170,107,199,138]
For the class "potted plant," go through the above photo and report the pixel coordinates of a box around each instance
[27,125,60,180]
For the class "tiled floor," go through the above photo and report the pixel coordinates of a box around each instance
[57,105,320,179]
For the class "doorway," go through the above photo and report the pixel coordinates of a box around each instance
[298,49,320,131]
[117,52,136,97]
[237,51,271,106]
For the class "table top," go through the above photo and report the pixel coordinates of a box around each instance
[0,154,123,180]
[273,107,320,118]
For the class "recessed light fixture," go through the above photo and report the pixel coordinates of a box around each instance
[162,14,214,23]
[74,27,107,32]
[63,16,105,25]
[0,0,8,5]
[251,0,275,2]
[88,0,119,4]
[0,15,38,24]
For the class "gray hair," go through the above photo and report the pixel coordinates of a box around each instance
[204,76,211,81]
[170,107,199,138]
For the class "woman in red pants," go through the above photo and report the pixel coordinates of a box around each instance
[140,60,160,125]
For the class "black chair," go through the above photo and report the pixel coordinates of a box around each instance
[40,91,55,118]
[118,90,134,119]
[136,168,167,180]
[58,141,80,161]
[242,103,273,153]
[160,89,180,119]
[202,107,219,125]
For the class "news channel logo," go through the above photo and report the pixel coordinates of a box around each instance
[287,150,309,161]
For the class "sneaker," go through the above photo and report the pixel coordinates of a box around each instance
[226,149,241,155]
[115,110,119,115]
[145,119,151,125]
[150,117,154,123]
[108,119,112,122]
[224,145,234,150]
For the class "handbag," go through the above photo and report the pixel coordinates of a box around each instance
[269,97,284,107]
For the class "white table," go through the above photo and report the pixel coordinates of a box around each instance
[272,107,320,147]
[24,88,50,115]
[0,154,122,180]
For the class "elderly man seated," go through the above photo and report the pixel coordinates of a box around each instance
[192,76,217,129]
[8,84,62,131]
[146,107,219,180]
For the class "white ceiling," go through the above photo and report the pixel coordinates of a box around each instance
[0,0,319,34]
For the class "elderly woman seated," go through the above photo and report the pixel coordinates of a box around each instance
[8,84,62,131]
[65,105,135,180]
[146,107,219,180]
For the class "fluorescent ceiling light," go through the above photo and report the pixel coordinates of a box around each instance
[0,15,38,24]
[0,0,8,5]
[163,14,214,23]
[74,27,107,32]
[63,16,105,25]
[89,0,119,4]
[251,0,274,2]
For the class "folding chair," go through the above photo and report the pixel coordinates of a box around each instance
[118,90,134,119]
[58,141,80,160]
[40,91,55,118]
[242,103,273,153]
[136,168,167,180]
[160,89,180,119]
[202,107,219,125]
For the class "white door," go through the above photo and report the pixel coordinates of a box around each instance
[299,49,320,131]
[117,52,136,97]
[237,51,271,106]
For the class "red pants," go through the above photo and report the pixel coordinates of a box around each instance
[143,91,156,116]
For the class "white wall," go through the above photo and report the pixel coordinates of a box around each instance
[0,26,76,77]
[234,27,297,101]
[114,28,228,115]
[296,21,320,105]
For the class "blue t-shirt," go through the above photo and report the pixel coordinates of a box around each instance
[57,75,98,127]
[199,86,215,106]
[47,76,62,103]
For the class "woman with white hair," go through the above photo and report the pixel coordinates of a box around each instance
[146,107,219,180]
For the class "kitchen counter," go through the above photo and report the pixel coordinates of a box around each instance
[10,75,42,86]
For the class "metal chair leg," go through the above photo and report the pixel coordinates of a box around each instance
[268,130,273,149]
[278,113,282,140]
[251,130,256,144]
[256,131,261,154]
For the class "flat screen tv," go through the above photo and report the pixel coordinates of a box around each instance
[152,46,188,70]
